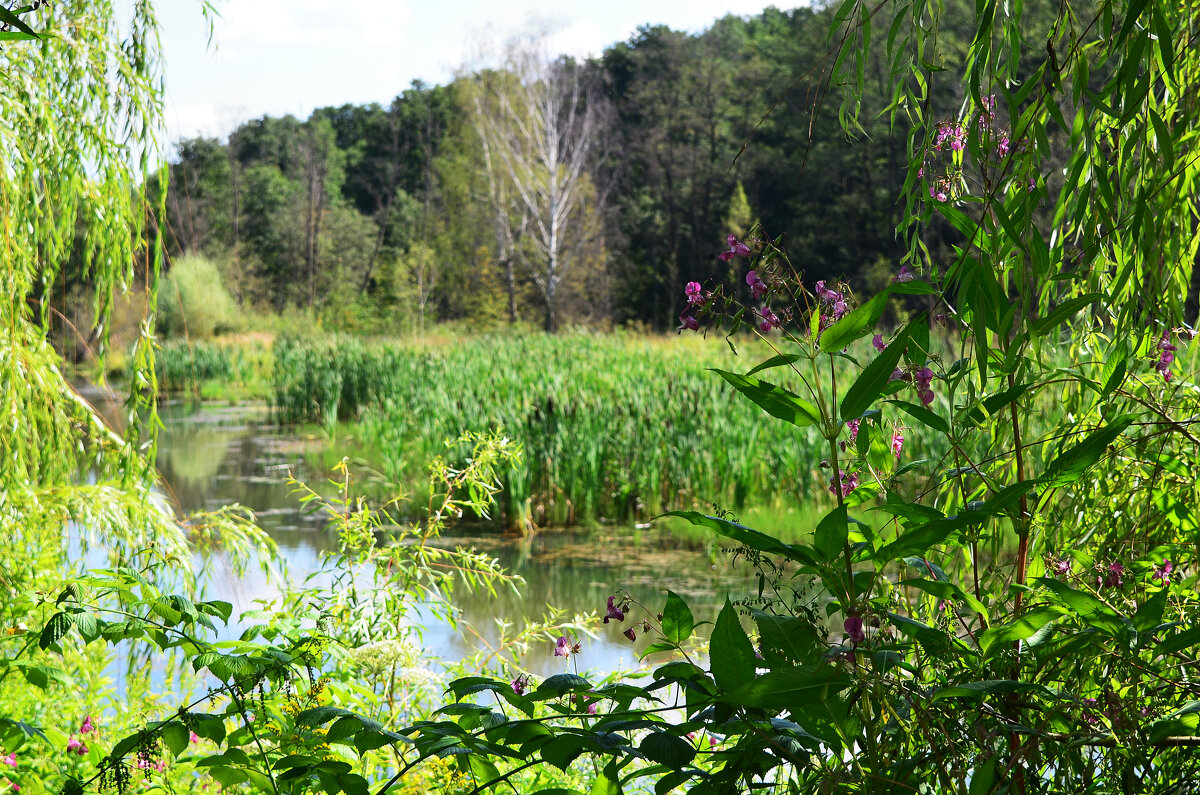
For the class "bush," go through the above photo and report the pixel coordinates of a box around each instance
[157,253,239,339]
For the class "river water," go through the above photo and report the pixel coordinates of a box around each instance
[154,403,756,679]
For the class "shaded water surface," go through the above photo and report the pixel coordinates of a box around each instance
[154,404,757,678]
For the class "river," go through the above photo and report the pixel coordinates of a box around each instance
[153,402,756,679]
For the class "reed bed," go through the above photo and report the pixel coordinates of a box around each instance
[269,331,951,530]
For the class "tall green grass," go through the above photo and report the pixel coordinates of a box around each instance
[270,331,937,529]
[154,339,268,397]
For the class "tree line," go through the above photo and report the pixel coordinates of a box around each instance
[151,3,1081,334]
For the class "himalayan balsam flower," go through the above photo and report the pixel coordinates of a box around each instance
[1154,560,1173,584]
[554,636,581,658]
[79,716,93,734]
[510,673,530,696]
[1050,556,1072,577]
[684,281,705,305]
[844,616,866,645]
[758,306,781,333]
[1102,561,1125,589]
[623,626,636,642]
[678,310,699,332]
[846,418,861,443]
[1156,331,1177,382]
[915,367,936,406]
[828,470,859,498]
[1,755,13,768]
[66,737,86,756]
[604,596,624,624]
[891,431,904,459]
[718,234,752,261]
[891,264,915,283]
[746,270,768,300]
[190,731,200,744]
[813,281,849,324]
[872,334,886,351]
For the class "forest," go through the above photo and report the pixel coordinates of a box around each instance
[119,4,1011,337]
[7,0,1200,794]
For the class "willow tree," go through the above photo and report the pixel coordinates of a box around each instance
[2,0,267,744]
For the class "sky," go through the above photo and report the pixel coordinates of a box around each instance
[158,1,785,145]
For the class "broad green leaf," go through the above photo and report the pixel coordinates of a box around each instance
[1037,578,1129,637]
[1031,293,1103,335]
[710,600,755,692]
[712,370,819,427]
[980,606,1066,655]
[814,505,848,562]
[820,290,890,352]
[162,722,190,756]
[887,399,948,432]
[725,664,850,710]
[661,591,694,645]
[537,674,591,696]
[639,731,696,768]
[840,316,922,421]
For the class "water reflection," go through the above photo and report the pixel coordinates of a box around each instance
[155,404,755,678]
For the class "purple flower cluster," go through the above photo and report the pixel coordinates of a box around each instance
[602,595,641,643]
[814,281,849,321]
[510,673,530,695]
[1154,559,1173,584]
[890,366,936,406]
[684,281,705,306]
[891,264,916,283]
[554,636,582,658]
[891,431,904,459]
[604,596,624,623]
[746,270,768,300]
[843,616,866,645]
[828,469,859,498]
[718,234,752,262]
[757,306,781,333]
[1156,331,1176,382]
[1101,561,1125,589]
[934,122,967,153]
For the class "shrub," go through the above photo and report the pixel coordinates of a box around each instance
[157,253,239,339]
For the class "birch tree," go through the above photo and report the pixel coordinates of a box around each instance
[471,40,610,332]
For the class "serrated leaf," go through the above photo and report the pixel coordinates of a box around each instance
[712,370,819,428]
[710,600,755,692]
[639,731,696,768]
[1040,417,1133,488]
[661,591,694,645]
[841,316,921,421]
[813,505,848,562]
[820,290,890,352]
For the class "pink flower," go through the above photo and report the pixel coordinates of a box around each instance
[79,716,93,734]
[1154,560,1173,584]
[684,281,705,305]
[745,270,768,300]
[872,334,886,351]
[66,737,87,756]
[843,616,866,645]
[827,470,859,499]
[678,310,699,332]
[1156,331,1177,382]
[510,673,530,696]
[604,596,625,624]
[1,754,14,768]
[891,265,915,283]
[915,366,936,406]
[846,418,860,443]
[718,234,751,261]
[554,636,580,658]
[891,431,904,459]
[189,731,200,744]
[757,306,781,333]
[1102,561,1125,589]
[1050,556,1071,576]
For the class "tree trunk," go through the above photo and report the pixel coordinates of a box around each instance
[504,257,518,323]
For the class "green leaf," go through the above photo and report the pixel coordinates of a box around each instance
[1037,578,1129,637]
[752,611,823,665]
[537,674,591,696]
[930,680,1055,702]
[541,736,589,771]
[39,612,73,649]
[712,370,819,428]
[1133,589,1168,636]
[661,511,817,566]
[840,316,921,421]
[639,732,696,768]
[887,399,948,432]
[589,761,623,795]
[820,290,890,352]
[1031,293,1103,335]
[1040,417,1134,488]
[725,664,850,710]
[661,591,694,645]
[0,7,38,37]
[162,722,190,756]
[980,606,1066,655]
[746,353,803,376]
[813,505,848,562]
[710,600,755,692]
